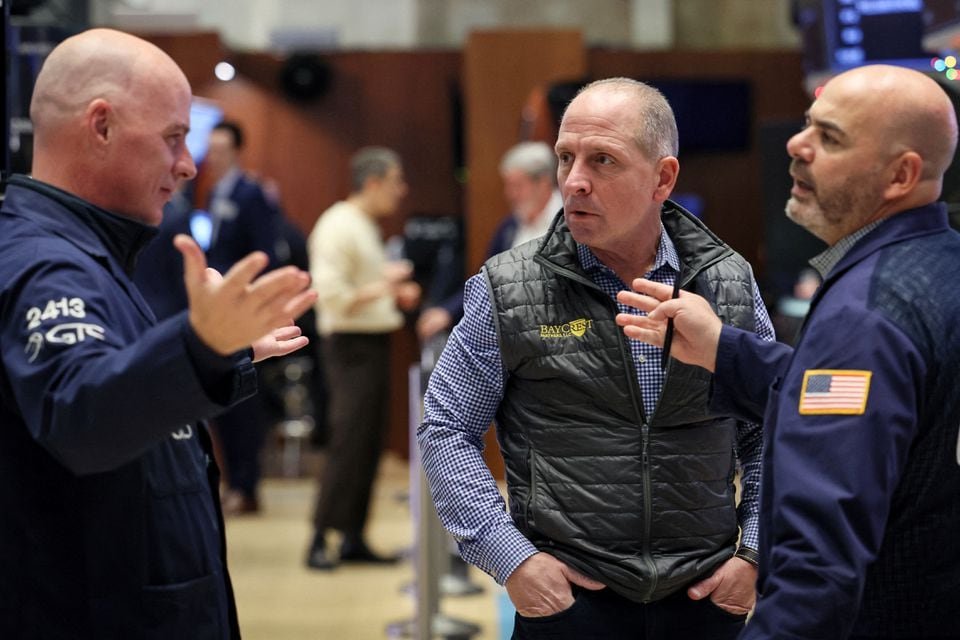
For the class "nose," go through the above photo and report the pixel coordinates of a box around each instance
[560,158,590,196]
[177,146,198,181]
[786,127,813,162]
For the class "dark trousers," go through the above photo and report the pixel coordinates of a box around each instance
[512,586,746,640]
[312,333,391,537]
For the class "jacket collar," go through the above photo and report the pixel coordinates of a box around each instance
[3,174,158,276]
[824,203,949,285]
[534,199,734,287]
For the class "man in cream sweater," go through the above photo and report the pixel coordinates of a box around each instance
[306,147,420,569]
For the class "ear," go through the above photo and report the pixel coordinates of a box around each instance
[361,174,380,193]
[882,151,922,201]
[653,156,680,203]
[85,98,112,146]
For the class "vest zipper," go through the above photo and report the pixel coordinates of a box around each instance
[641,425,656,602]
[615,318,658,601]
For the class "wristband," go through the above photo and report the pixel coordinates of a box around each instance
[734,546,759,567]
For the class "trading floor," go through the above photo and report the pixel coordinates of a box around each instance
[226,452,507,640]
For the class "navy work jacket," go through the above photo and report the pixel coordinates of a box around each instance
[711,204,960,639]
[0,176,255,639]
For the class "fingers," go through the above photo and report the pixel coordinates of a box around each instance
[281,289,320,323]
[687,571,721,600]
[277,335,309,355]
[221,250,271,291]
[251,332,309,363]
[615,312,663,331]
[617,290,687,323]
[244,266,310,306]
[271,325,303,341]
[616,289,660,314]
[205,267,224,284]
[174,234,208,289]
[561,565,606,591]
[621,324,666,346]
[629,277,675,301]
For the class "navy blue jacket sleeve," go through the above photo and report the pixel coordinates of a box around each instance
[4,259,256,476]
[711,324,794,422]
[742,302,924,639]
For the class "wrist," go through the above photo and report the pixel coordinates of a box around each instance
[734,546,759,567]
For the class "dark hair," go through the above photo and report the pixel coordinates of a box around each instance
[350,146,401,193]
[213,120,245,150]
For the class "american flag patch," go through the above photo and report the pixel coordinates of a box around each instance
[799,370,872,415]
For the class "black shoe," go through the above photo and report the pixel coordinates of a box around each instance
[338,540,399,565]
[305,545,338,571]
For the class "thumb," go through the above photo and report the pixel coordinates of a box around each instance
[205,267,224,285]
[687,572,721,601]
[647,298,684,323]
[173,234,208,290]
[561,565,606,591]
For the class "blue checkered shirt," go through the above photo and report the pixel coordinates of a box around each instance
[418,225,775,585]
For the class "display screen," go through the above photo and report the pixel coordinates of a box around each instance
[799,0,931,74]
[185,98,223,165]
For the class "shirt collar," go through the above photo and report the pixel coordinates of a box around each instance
[808,219,883,279]
[576,223,681,282]
[213,167,242,198]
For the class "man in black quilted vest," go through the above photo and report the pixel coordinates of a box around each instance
[418,77,775,639]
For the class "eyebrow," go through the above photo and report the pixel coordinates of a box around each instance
[805,110,846,139]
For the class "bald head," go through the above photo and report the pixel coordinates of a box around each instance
[785,64,959,243]
[826,65,958,187]
[31,29,186,142]
[29,29,196,225]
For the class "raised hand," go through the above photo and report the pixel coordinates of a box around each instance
[615,278,722,372]
[251,323,310,363]
[174,234,318,356]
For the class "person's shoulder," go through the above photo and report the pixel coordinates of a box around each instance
[308,201,360,247]
[868,230,960,311]
[485,237,539,270]
[318,200,354,219]
[0,228,101,299]
[0,214,79,260]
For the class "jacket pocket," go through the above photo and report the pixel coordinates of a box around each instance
[142,573,222,639]
[144,436,209,497]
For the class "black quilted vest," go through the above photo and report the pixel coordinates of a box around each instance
[484,201,756,602]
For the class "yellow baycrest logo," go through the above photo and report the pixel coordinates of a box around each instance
[540,318,593,339]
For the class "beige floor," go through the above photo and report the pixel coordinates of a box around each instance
[225,453,504,640]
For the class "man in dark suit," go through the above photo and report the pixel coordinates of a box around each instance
[203,121,282,272]
[203,120,284,514]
